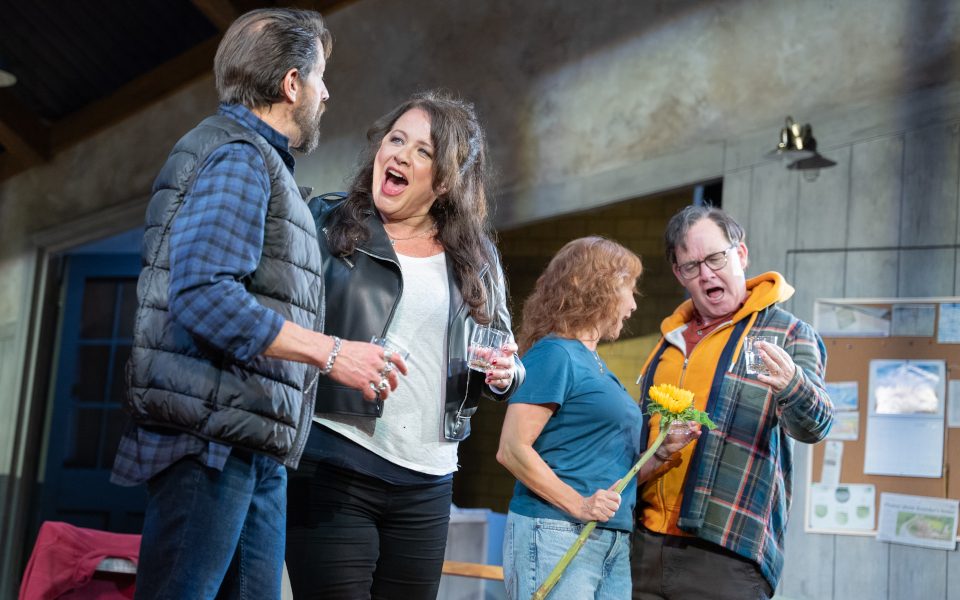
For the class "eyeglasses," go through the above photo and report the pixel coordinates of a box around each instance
[675,244,737,280]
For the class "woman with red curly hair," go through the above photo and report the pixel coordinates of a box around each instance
[496,236,698,599]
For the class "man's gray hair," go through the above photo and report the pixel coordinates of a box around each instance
[214,8,332,109]
[664,204,745,264]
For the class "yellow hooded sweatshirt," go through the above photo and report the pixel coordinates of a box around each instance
[639,272,794,535]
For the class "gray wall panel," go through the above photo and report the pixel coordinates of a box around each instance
[948,548,960,600]
[844,250,899,298]
[898,248,955,297]
[955,250,960,296]
[780,447,835,600]
[833,536,889,600]
[848,136,903,248]
[901,124,960,246]
[747,162,798,276]
[790,253,846,324]
[722,168,753,225]
[889,544,947,600]
[796,146,851,251]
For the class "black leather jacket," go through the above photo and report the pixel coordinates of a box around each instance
[309,195,524,441]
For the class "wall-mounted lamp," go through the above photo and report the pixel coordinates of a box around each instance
[766,116,836,181]
[0,58,17,88]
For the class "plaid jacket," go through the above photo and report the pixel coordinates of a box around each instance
[639,282,833,589]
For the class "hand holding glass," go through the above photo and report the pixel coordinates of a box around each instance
[744,335,779,375]
[370,336,411,362]
[467,326,508,372]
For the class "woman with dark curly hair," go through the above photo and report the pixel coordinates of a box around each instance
[497,236,699,599]
[285,90,524,600]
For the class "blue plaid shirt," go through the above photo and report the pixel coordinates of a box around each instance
[112,104,294,486]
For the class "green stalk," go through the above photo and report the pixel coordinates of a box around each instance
[531,425,672,600]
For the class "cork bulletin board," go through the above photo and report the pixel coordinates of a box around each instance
[805,298,960,536]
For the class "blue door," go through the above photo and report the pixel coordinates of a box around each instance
[38,252,145,534]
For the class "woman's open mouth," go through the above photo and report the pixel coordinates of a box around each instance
[382,167,408,195]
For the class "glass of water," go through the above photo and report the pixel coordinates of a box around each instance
[744,335,779,375]
[467,326,508,372]
[371,336,411,362]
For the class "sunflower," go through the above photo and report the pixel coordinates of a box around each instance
[645,382,714,429]
[649,383,694,414]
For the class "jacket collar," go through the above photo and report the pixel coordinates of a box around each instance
[218,103,296,173]
[358,208,399,261]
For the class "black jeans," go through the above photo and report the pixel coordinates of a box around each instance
[631,526,774,600]
[285,459,453,600]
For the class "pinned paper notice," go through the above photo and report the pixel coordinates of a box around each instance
[808,483,876,533]
[877,493,958,550]
[820,440,843,487]
[949,380,960,428]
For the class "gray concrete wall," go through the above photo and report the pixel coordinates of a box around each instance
[1,0,958,597]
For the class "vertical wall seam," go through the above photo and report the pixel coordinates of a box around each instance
[843,144,855,298]
[896,133,906,297]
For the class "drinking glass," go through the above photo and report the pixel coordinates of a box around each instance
[744,335,779,375]
[371,336,411,362]
[467,326,508,372]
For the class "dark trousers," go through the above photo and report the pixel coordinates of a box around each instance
[285,460,453,600]
[631,527,774,600]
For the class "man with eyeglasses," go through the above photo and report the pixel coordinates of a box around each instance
[631,205,834,600]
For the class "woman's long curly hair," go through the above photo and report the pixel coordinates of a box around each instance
[326,90,495,323]
[518,236,643,354]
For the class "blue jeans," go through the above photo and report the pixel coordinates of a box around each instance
[134,451,286,600]
[503,511,632,600]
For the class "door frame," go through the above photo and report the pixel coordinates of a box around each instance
[0,197,146,598]
[40,252,144,529]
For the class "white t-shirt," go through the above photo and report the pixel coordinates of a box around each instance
[315,251,458,475]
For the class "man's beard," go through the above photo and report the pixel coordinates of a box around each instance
[292,102,324,154]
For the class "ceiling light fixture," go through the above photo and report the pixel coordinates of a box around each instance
[0,58,17,87]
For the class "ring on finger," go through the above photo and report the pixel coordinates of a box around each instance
[382,362,393,374]
[377,378,389,392]
[383,349,393,361]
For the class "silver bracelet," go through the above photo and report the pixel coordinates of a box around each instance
[319,336,341,375]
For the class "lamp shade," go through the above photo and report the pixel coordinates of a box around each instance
[787,154,837,171]
[0,63,16,87]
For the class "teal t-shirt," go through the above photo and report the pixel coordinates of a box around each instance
[507,335,642,532]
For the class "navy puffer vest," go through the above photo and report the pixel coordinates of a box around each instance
[126,114,323,467]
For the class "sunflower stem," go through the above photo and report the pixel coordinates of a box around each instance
[531,425,672,600]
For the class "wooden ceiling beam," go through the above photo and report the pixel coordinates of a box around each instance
[0,89,51,166]
[50,36,221,152]
[278,0,359,16]
[1,0,358,183]
[190,0,242,31]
